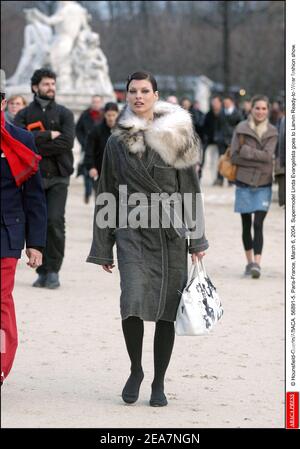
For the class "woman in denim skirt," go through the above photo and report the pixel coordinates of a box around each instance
[230,95,278,278]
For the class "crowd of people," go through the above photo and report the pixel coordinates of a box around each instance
[1,67,285,396]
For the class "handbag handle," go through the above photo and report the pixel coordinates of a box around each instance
[187,257,207,285]
[195,258,207,278]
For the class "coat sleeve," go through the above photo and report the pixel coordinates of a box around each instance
[231,130,277,166]
[177,165,209,254]
[22,134,47,249]
[239,136,277,163]
[14,108,52,143]
[33,108,75,157]
[86,137,118,265]
[84,127,97,171]
[75,112,87,147]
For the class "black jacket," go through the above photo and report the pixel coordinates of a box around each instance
[202,108,242,148]
[75,109,103,149]
[84,120,112,174]
[189,107,205,141]
[223,108,243,145]
[14,97,75,178]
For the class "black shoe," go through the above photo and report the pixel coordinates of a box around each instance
[32,273,47,288]
[149,382,168,407]
[45,272,60,289]
[122,369,144,404]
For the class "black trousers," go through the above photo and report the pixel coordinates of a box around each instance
[37,177,69,274]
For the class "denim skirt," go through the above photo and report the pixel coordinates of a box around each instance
[234,185,272,213]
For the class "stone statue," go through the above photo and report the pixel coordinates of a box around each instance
[72,30,115,96]
[6,0,116,99]
[24,1,90,90]
[6,9,52,86]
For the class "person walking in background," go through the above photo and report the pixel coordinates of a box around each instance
[202,95,227,185]
[0,69,47,385]
[166,95,178,105]
[180,96,204,178]
[14,68,75,289]
[274,115,285,207]
[84,102,119,189]
[5,95,27,124]
[240,98,252,120]
[230,95,278,279]
[87,71,208,407]
[75,95,103,204]
[270,99,285,129]
[223,94,243,140]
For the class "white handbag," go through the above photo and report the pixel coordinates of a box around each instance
[175,259,224,336]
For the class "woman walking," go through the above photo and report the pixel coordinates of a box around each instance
[230,95,278,278]
[87,71,208,407]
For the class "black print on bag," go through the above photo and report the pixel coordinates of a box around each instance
[196,282,215,323]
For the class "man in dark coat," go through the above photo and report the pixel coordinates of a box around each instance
[84,102,119,181]
[0,69,47,384]
[75,95,103,203]
[202,94,242,186]
[14,68,75,289]
[180,97,204,179]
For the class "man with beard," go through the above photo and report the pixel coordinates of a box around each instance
[14,68,75,289]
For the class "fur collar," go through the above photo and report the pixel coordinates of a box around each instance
[112,101,200,169]
[248,115,269,140]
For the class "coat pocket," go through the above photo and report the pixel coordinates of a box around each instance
[153,165,177,194]
[2,211,26,249]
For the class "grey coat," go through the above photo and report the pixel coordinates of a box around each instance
[86,101,209,322]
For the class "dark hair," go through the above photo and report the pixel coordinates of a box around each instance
[223,94,235,102]
[104,102,119,112]
[180,96,192,104]
[0,93,5,101]
[211,94,223,102]
[126,71,158,92]
[31,68,56,92]
[251,94,270,109]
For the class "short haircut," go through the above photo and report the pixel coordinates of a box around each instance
[104,102,119,112]
[31,68,56,92]
[126,71,158,92]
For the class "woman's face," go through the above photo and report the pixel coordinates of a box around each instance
[251,100,269,123]
[105,110,118,128]
[126,79,158,118]
[7,97,25,117]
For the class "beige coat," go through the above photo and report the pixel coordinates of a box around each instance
[230,117,278,187]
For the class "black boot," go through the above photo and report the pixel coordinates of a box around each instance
[121,316,144,404]
[32,273,47,288]
[149,320,175,407]
[45,272,60,289]
[122,368,144,404]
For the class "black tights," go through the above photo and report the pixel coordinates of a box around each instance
[241,211,267,255]
[121,316,175,393]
